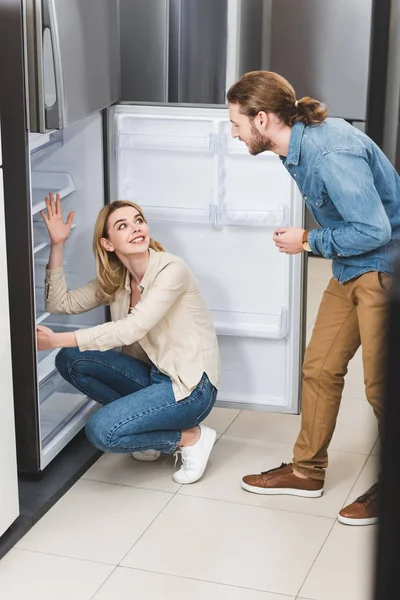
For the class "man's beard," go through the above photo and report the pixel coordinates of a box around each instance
[247,121,274,155]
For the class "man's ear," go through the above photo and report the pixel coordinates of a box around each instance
[100,237,114,252]
[255,110,269,131]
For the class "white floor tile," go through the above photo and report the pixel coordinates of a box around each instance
[300,521,377,600]
[203,407,241,434]
[121,494,333,597]
[226,395,377,455]
[92,567,293,600]
[83,452,181,493]
[0,549,113,600]
[17,479,172,565]
[179,435,366,519]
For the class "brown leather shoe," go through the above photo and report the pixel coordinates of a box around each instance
[241,463,324,498]
[338,483,379,526]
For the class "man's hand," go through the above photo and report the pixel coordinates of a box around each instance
[273,227,305,254]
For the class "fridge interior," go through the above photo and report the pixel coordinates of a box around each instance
[29,112,106,467]
[112,104,305,413]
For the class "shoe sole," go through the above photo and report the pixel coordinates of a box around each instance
[338,515,379,526]
[173,429,217,485]
[241,481,324,498]
[131,453,161,462]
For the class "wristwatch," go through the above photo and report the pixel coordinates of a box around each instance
[302,230,312,252]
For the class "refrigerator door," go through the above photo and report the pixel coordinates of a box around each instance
[25,0,120,132]
[0,167,19,536]
[111,104,305,413]
[29,112,107,469]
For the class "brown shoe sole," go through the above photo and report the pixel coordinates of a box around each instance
[241,480,324,498]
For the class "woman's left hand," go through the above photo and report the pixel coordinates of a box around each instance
[37,325,57,350]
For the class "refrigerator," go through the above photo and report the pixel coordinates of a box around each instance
[3,0,372,476]
[0,117,19,535]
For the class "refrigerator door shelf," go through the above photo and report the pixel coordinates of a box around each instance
[137,204,214,226]
[31,171,75,215]
[213,307,288,339]
[118,131,215,154]
[216,205,289,228]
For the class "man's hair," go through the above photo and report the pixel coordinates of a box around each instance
[227,71,327,126]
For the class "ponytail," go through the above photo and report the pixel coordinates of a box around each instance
[227,71,327,127]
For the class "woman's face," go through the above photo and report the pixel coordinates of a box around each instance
[102,206,150,256]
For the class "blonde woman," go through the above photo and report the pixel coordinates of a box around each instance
[37,194,220,484]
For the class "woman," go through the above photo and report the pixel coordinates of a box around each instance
[37,193,220,484]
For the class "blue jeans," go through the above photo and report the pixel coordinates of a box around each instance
[56,348,217,454]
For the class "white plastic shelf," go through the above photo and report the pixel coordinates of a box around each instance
[118,132,214,153]
[37,348,60,382]
[212,307,288,339]
[216,205,289,228]
[29,131,63,163]
[138,205,214,225]
[31,171,75,216]
[33,223,76,255]
[36,311,50,325]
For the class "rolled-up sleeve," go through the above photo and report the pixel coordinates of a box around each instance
[75,261,189,351]
[308,150,392,258]
[45,267,102,314]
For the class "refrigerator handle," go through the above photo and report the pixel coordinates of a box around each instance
[25,0,46,133]
[42,0,64,129]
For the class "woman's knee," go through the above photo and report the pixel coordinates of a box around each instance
[85,410,110,451]
[55,347,81,380]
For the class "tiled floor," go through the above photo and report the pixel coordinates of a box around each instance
[0,258,379,599]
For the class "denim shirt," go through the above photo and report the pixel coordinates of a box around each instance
[280,118,400,282]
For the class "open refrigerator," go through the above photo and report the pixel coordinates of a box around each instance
[0,0,305,476]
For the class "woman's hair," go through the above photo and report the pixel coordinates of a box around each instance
[227,71,327,126]
[93,200,165,305]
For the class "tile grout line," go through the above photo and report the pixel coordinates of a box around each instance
[89,565,118,600]
[117,564,299,598]
[116,480,183,567]
[342,443,378,508]
[295,515,337,598]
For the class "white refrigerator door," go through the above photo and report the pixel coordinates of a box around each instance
[0,168,19,536]
[112,104,305,413]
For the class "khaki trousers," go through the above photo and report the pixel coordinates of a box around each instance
[293,271,391,481]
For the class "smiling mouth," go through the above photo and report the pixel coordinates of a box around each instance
[130,236,145,244]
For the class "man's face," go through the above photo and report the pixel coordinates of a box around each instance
[229,102,274,155]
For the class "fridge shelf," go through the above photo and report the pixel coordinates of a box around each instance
[31,171,75,216]
[33,241,49,255]
[29,131,63,163]
[139,204,214,225]
[216,205,289,228]
[118,132,214,153]
[36,311,50,325]
[37,348,60,382]
[212,307,288,339]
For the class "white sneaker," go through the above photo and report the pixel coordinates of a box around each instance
[173,424,217,484]
[131,450,161,462]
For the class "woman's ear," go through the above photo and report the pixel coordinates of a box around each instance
[100,237,114,252]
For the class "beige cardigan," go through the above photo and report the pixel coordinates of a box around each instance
[45,249,220,401]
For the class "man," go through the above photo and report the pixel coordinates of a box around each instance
[227,71,400,525]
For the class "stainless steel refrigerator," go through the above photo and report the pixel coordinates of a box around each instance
[0,0,391,475]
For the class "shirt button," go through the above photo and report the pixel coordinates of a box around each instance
[304,196,307,200]
[294,173,297,178]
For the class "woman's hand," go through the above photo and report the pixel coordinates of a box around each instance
[40,192,74,246]
[36,325,57,351]
[37,326,78,350]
